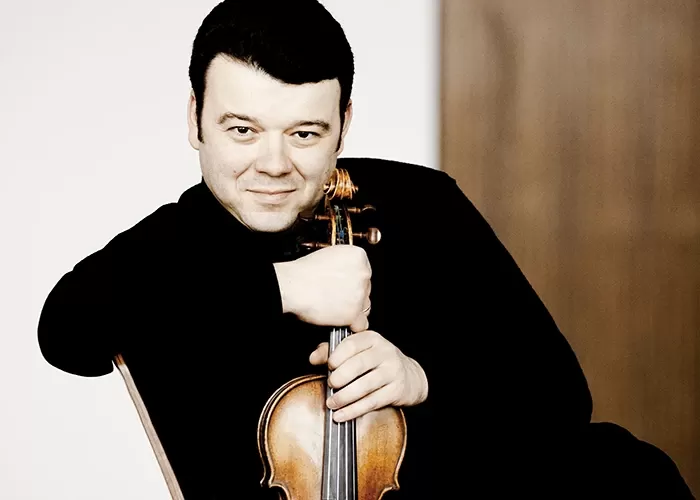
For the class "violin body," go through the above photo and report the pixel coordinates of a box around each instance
[257,375,406,499]
[257,168,408,500]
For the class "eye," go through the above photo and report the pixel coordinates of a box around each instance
[294,131,319,140]
[230,126,252,136]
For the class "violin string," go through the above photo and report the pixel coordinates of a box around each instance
[324,333,360,497]
[341,327,347,498]
[350,383,356,498]
[334,327,341,499]
[336,327,340,497]
[345,407,349,498]
[345,327,352,498]
[342,327,347,498]
[325,328,335,500]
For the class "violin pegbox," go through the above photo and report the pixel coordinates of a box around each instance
[299,168,381,250]
[345,204,381,245]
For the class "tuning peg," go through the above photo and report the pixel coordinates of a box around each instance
[347,204,376,214]
[301,241,331,249]
[352,227,381,245]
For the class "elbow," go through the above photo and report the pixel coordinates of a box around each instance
[37,280,114,378]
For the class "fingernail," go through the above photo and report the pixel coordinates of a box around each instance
[334,410,345,422]
[326,397,336,409]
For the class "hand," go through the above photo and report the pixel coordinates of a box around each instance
[273,245,371,332]
[309,330,429,422]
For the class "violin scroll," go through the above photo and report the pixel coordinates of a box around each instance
[323,167,357,201]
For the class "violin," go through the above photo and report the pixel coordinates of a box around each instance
[257,168,407,500]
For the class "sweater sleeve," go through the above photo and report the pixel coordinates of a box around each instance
[444,174,592,427]
[398,172,592,438]
[38,241,127,377]
[37,205,284,377]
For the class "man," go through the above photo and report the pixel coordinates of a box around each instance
[38,1,694,498]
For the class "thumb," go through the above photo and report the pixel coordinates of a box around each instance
[309,342,329,365]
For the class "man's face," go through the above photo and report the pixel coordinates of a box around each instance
[187,55,352,232]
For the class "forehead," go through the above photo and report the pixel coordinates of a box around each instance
[203,55,341,124]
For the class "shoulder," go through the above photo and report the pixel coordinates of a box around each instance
[109,183,201,247]
[338,157,457,188]
[336,157,494,239]
[337,157,463,205]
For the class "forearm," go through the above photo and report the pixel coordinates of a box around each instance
[38,237,286,378]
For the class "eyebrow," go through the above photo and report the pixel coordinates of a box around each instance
[217,112,331,132]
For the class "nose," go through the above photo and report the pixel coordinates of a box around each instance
[255,135,293,177]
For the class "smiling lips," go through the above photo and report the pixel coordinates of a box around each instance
[249,189,295,194]
[248,189,295,203]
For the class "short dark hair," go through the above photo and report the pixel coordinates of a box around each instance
[189,0,355,144]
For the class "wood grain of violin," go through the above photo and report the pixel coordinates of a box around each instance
[257,169,408,500]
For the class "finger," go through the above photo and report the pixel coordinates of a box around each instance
[327,364,386,409]
[328,330,380,370]
[364,282,372,313]
[362,298,371,316]
[328,348,382,390]
[309,342,329,365]
[349,313,369,333]
[333,382,397,422]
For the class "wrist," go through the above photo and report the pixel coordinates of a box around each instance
[273,262,295,315]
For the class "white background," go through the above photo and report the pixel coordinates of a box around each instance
[1,1,439,498]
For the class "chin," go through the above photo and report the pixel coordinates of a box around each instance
[242,213,298,233]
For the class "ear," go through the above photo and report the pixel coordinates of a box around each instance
[336,99,353,156]
[187,90,200,150]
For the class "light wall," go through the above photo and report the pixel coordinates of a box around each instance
[1,1,439,499]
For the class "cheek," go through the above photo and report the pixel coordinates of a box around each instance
[293,148,337,182]
[203,142,252,178]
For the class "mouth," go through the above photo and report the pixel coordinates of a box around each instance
[248,189,296,203]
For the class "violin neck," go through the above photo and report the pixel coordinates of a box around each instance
[321,326,358,500]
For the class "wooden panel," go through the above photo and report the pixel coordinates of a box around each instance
[441,0,699,494]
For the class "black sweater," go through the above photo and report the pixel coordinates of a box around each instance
[38,157,595,498]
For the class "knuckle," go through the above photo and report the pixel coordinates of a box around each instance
[393,383,405,404]
[329,371,344,388]
[332,392,345,406]
[350,246,363,260]
[347,338,360,357]
[384,358,401,377]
